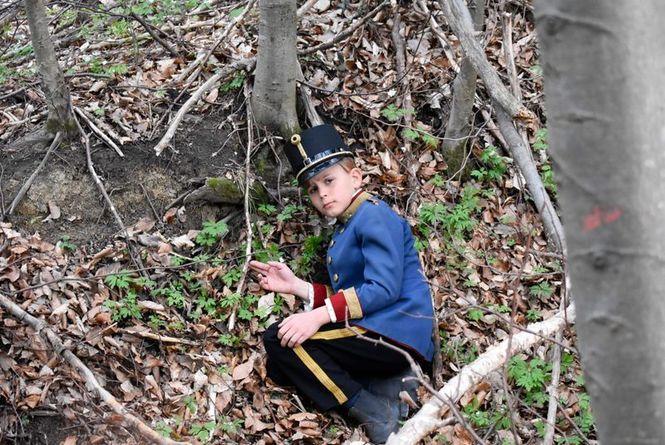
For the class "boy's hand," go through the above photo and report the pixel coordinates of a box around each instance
[278,308,330,348]
[249,260,308,298]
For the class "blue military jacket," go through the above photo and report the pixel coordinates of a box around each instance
[315,191,435,362]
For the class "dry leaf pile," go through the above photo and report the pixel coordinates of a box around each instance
[0,0,594,444]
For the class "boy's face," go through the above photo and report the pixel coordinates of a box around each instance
[306,163,362,218]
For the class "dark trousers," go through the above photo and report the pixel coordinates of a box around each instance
[263,321,415,411]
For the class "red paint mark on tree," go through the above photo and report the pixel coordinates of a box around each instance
[583,207,603,232]
[583,207,623,232]
[604,208,623,223]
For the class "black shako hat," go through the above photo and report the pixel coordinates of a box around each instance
[284,124,354,184]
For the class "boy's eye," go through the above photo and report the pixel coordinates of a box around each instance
[325,178,334,184]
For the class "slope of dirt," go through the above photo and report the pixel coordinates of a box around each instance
[1,109,244,250]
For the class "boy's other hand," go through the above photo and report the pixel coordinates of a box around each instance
[277,308,330,348]
[249,260,308,297]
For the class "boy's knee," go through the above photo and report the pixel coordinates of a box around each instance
[263,321,281,354]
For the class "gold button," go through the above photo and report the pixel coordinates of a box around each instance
[330,240,335,247]
[327,256,332,264]
[333,273,339,282]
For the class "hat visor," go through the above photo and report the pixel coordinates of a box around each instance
[297,152,353,184]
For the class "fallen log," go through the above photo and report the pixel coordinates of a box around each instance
[387,303,576,445]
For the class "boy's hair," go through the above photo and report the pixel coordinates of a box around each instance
[337,156,357,172]
[303,156,357,188]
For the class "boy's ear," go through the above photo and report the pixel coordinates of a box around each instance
[350,167,363,187]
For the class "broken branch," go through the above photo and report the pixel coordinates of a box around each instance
[154,58,255,156]
[0,292,191,445]
[437,0,533,121]
[388,303,576,445]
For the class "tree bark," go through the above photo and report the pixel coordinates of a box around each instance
[23,0,75,136]
[536,1,665,443]
[252,0,299,137]
[441,0,484,176]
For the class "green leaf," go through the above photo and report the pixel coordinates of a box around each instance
[403,128,420,141]
[229,7,245,18]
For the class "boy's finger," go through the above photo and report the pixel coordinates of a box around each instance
[249,261,269,272]
[267,261,283,269]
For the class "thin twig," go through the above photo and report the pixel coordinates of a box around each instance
[140,183,160,222]
[227,83,255,331]
[153,58,255,156]
[73,107,125,158]
[298,0,390,56]
[8,132,62,215]
[119,327,199,346]
[296,0,318,17]
[74,113,146,276]
[131,12,180,57]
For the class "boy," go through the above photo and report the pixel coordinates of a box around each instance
[250,124,434,443]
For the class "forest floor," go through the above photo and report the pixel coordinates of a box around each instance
[0,0,592,444]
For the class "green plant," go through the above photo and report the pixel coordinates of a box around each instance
[541,164,558,195]
[110,19,130,37]
[0,64,14,83]
[325,425,340,439]
[190,421,216,442]
[196,220,229,246]
[148,315,165,329]
[257,203,277,216]
[106,63,128,76]
[218,415,243,434]
[104,270,132,290]
[574,392,594,433]
[508,356,551,407]
[526,309,542,322]
[57,235,77,252]
[104,290,142,321]
[471,145,507,182]
[463,398,490,428]
[183,395,197,414]
[218,333,241,347]
[381,104,413,122]
[151,282,186,308]
[533,128,548,151]
[431,174,445,187]
[467,308,483,322]
[421,187,480,240]
[220,71,245,92]
[530,282,555,299]
[403,127,439,148]
[154,420,173,438]
[440,332,479,365]
[276,204,301,222]
[222,267,242,287]
[291,234,325,276]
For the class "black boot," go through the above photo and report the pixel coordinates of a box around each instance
[366,368,419,418]
[347,389,400,444]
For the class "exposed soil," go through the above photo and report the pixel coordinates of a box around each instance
[1,110,247,250]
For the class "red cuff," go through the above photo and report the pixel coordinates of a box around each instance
[329,292,349,320]
[312,283,330,308]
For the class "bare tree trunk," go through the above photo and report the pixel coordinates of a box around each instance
[252,0,299,136]
[24,0,75,136]
[441,0,484,177]
[536,1,665,442]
